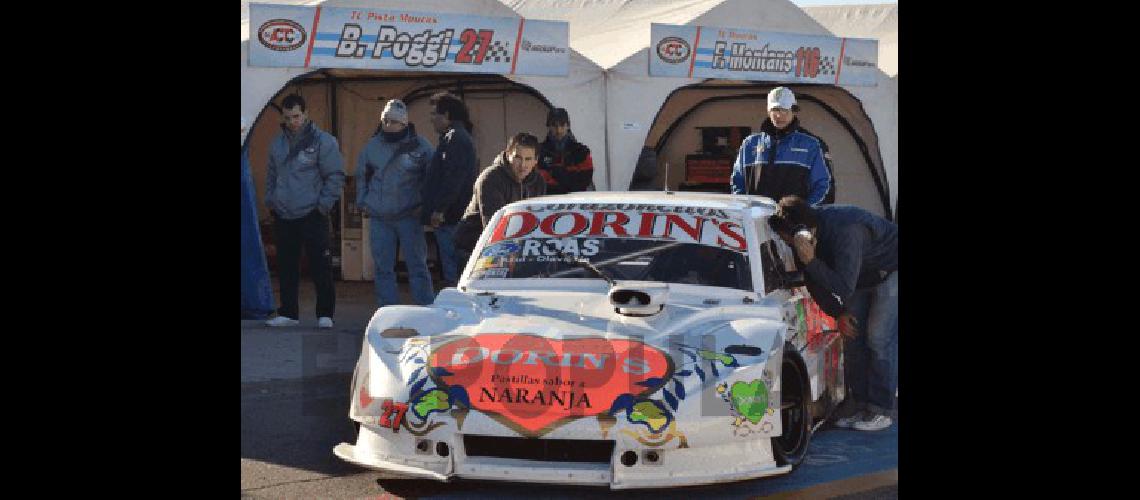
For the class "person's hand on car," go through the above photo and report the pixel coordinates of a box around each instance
[792,231,816,264]
[838,313,859,338]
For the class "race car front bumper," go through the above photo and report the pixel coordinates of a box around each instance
[334,424,792,489]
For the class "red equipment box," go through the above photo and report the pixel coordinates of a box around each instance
[685,154,734,184]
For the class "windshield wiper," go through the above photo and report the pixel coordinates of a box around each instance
[558,250,616,287]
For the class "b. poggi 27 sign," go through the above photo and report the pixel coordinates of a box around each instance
[249,3,569,76]
[649,23,878,86]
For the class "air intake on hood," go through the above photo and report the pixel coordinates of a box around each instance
[609,282,669,317]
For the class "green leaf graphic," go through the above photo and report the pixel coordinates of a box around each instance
[699,349,737,366]
[414,389,450,418]
[629,401,669,432]
[730,380,769,425]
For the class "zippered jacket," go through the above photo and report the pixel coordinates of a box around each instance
[730,117,830,205]
[355,124,434,220]
[265,121,346,220]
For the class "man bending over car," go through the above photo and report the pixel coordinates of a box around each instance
[769,195,898,431]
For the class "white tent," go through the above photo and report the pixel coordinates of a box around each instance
[803,3,897,77]
[242,0,607,279]
[506,0,898,218]
[242,0,607,214]
[242,1,897,281]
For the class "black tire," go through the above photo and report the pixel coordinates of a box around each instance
[773,350,812,467]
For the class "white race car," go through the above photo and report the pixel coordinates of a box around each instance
[334,192,845,489]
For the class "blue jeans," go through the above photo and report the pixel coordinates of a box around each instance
[843,270,898,414]
[369,217,435,306]
[434,223,460,284]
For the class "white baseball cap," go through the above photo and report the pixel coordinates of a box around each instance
[767,86,796,111]
[381,99,409,125]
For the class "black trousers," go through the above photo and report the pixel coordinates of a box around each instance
[274,210,335,319]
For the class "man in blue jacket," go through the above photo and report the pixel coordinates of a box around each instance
[769,195,898,431]
[730,87,832,205]
[356,99,436,307]
[421,92,478,287]
[264,94,346,329]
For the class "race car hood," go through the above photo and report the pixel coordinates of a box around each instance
[374,283,782,348]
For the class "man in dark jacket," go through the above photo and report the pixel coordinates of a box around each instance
[455,133,546,258]
[421,92,478,287]
[264,94,345,329]
[537,108,594,195]
[628,146,659,191]
[730,87,832,205]
[769,196,898,432]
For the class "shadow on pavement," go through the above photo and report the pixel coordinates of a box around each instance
[242,279,433,477]
[241,373,361,475]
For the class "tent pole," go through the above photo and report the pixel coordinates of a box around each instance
[328,77,339,139]
[603,71,611,190]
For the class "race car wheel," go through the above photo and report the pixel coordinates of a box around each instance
[774,351,811,467]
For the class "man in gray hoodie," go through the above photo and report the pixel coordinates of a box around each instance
[264,94,346,328]
[356,99,436,307]
[454,132,546,258]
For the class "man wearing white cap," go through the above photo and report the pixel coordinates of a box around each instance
[355,99,437,306]
[730,87,833,205]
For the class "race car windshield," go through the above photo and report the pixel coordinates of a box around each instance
[468,237,753,291]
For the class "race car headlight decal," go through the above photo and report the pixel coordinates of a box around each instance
[381,327,419,338]
[375,327,420,354]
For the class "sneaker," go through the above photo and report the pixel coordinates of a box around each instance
[317,317,334,329]
[853,413,893,431]
[834,410,866,429]
[265,316,299,327]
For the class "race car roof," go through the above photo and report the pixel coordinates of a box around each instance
[503,191,777,215]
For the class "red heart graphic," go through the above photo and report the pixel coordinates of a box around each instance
[428,334,673,437]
